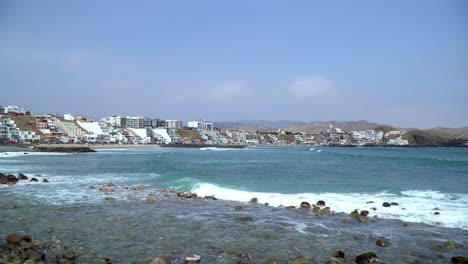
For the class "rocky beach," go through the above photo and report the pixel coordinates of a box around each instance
[1,147,467,264]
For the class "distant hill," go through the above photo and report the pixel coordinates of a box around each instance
[285,120,382,133]
[429,127,468,139]
[214,120,305,132]
[403,129,467,147]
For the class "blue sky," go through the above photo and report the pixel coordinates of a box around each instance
[0,0,467,128]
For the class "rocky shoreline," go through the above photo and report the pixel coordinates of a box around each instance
[2,174,467,263]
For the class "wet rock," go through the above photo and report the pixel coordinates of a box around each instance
[434,207,442,211]
[0,173,18,185]
[146,199,156,203]
[30,178,39,182]
[6,234,31,245]
[451,256,468,263]
[185,254,201,263]
[390,202,399,206]
[149,257,172,264]
[444,241,463,250]
[290,255,312,264]
[104,197,117,201]
[376,238,391,247]
[382,202,390,207]
[285,206,296,210]
[7,201,17,209]
[434,212,440,215]
[357,215,369,223]
[250,197,258,203]
[100,257,112,263]
[349,210,360,218]
[237,216,253,221]
[131,185,148,191]
[43,179,49,183]
[413,260,427,264]
[333,251,345,258]
[18,173,28,180]
[300,202,311,209]
[355,252,378,264]
[321,207,331,215]
[35,174,42,177]
[316,200,326,207]
[360,210,369,217]
[235,206,243,210]
[27,249,45,261]
[366,201,374,204]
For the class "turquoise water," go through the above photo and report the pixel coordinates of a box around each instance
[1,147,468,263]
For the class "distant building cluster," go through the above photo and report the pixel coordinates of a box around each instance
[0,104,411,146]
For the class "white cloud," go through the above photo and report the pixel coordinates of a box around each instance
[289,75,334,98]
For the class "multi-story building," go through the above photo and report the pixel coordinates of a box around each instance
[121,116,142,129]
[165,120,183,129]
[188,120,204,130]
[0,116,39,142]
[1,105,27,115]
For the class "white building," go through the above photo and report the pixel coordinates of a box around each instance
[188,120,204,130]
[2,105,27,115]
[63,114,75,121]
[0,117,39,141]
[387,137,409,145]
[166,120,183,129]
[121,116,143,129]
[204,122,213,131]
[102,116,122,127]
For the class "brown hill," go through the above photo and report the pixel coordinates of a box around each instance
[286,120,381,134]
[403,130,467,147]
[429,127,468,139]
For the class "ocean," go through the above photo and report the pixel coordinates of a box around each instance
[1,147,467,263]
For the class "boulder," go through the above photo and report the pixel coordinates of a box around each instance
[6,234,31,245]
[149,257,172,264]
[43,179,49,183]
[451,256,468,264]
[18,173,28,180]
[0,173,18,185]
[250,197,258,203]
[355,252,378,264]
[376,239,391,247]
[357,216,369,223]
[300,202,311,209]
[333,251,345,258]
[30,178,39,182]
[390,202,399,206]
[27,249,45,261]
[382,202,390,207]
[360,210,369,217]
[316,200,326,207]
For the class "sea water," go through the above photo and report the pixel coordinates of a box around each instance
[1,147,467,263]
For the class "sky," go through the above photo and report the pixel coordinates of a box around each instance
[0,0,467,128]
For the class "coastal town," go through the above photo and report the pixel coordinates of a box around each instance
[1,104,466,147]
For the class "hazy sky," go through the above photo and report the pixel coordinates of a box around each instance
[1,0,467,128]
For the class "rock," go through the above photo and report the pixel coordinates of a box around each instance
[6,234,31,245]
[27,249,45,261]
[7,201,17,209]
[30,178,39,182]
[33,146,96,153]
[366,201,374,204]
[18,173,28,180]
[185,254,201,263]
[333,251,345,258]
[316,200,326,207]
[434,212,440,215]
[234,206,243,210]
[349,210,360,218]
[444,241,462,250]
[43,179,49,183]
[451,256,468,263]
[355,252,378,264]
[290,255,311,264]
[104,197,117,201]
[250,197,258,203]
[149,257,172,264]
[434,207,442,211]
[382,202,390,207]
[35,174,42,177]
[390,202,399,206]
[321,207,331,214]
[237,216,253,221]
[285,206,296,210]
[260,232,278,239]
[100,257,112,263]
[413,260,427,264]
[376,239,391,247]
[357,216,369,223]
[0,173,18,185]
[146,199,156,203]
[360,210,369,217]
[300,202,311,209]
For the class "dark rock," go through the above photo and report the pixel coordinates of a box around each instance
[0,173,18,185]
[321,207,331,215]
[43,179,49,183]
[30,178,39,182]
[237,216,253,221]
[250,197,258,203]
[390,202,399,206]
[382,202,391,207]
[413,260,427,264]
[357,216,369,223]
[376,239,391,247]
[355,252,378,264]
[33,146,96,153]
[290,255,312,264]
[27,249,45,261]
[451,256,468,264]
[300,202,311,209]
[285,206,296,210]
[333,251,345,258]
[18,173,28,180]
[434,212,440,215]
[234,206,243,210]
[316,200,326,207]
[349,210,360,218]
[360,210,369,217]
[6,234,31,245]
[7,201,17,209]
[100,257,112,264]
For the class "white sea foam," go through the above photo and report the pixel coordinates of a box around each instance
[191,183,468,229]
[0,152,71,158]
[200,147,240,151]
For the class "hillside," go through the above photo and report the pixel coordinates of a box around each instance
[286,120,381,133]
[403,130,467,147]
[8,116,44,136]
[429,127,468,139]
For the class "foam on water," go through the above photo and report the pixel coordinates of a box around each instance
[0,152,71,158]
[200,147,243,151]
[191,183,468,229]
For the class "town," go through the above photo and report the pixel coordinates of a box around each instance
[0,104,429,147]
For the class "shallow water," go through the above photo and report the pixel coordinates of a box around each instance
[1,147,467,263]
